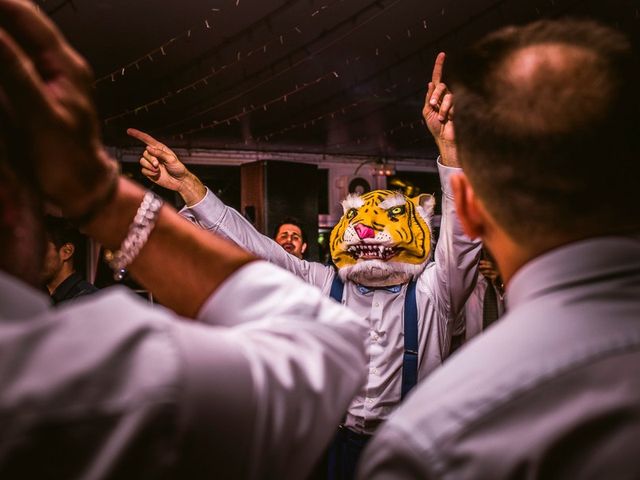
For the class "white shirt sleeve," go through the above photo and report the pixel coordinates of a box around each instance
[182,261,368,479]
[420,159,482,352]
[181,188,334,292]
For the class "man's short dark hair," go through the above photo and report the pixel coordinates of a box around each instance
[44,216,84,250]
[273,217,307,244]
[44,216,88,272]
[451,19,640,245]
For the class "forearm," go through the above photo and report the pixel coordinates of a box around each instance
[84,176,255,318]
[436,139,459,168]
[183,190,330,286]
[178,171,207,206]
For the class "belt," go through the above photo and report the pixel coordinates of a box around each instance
[337,425,373,447]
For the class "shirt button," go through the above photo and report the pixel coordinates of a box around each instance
[373,302,380,308]
[370,368,378,375]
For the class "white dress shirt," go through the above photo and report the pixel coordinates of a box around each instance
[455,275,505,341]
[359,235,640,479]
[181,161,481,434]
[0,261,367,479]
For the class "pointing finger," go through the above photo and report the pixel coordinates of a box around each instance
[127,128,165,149]
[431,52,446,85]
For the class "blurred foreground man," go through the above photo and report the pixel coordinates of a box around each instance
[360,19,640,479]
[0,1,367,478]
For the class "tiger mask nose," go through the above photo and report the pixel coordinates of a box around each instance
[354,223,375,239]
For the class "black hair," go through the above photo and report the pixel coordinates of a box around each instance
[272,216,307,244]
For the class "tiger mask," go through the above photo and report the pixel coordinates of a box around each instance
[330,190,435,287]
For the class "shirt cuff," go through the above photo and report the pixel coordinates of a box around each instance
[179,187,226,230]
[437,156,462,199]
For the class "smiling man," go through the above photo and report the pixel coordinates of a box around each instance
[273,217,307,259]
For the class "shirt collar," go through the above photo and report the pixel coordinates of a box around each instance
[507,234,640,310]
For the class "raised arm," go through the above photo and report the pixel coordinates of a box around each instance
[423,52,458,167]
[421,53,481,343]
[128,128,333,289]
[0,0,253,317]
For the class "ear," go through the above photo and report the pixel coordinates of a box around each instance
[413,193,435,219]
[450,173,485,239]
[60,242,75,261]
[301,242,308,254]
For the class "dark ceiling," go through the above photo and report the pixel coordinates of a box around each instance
[40,0,639,159]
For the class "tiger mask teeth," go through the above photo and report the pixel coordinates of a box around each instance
[347,244,398,260]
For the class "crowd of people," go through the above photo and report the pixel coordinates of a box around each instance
[0,0,638,478]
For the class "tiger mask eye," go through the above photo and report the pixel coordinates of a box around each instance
[387,205,406,217]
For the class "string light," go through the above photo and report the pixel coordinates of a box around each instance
[100,0,462,151]
[102,0,358,124]
[95,0,350,88]
[255,79,406,142]
[156,0,405,134]
[171,70,340,138]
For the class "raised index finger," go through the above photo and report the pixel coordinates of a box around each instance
[431,52,446,84]
[127,128,164,148]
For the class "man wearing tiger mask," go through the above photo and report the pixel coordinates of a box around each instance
[129,52,480,479]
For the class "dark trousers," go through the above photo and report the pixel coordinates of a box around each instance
[326,426,372,480]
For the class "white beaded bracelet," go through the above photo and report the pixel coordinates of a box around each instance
[104,191,164,281]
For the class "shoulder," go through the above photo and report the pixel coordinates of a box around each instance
[69,278,98,298]
[366,298,640,477]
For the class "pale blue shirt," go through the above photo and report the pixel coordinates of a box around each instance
[0,261,367,479]
[359,235,640,479]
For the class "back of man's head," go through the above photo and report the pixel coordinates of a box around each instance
[451,19,640,247]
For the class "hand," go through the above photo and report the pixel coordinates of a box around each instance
[479,259,499,283]
[0,0,117,218]
[423,52,458,166]
[127,128,206,205]
[127,128,188,190]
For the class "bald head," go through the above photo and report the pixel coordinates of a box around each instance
[497,43,608,135]
[451,19,640,247]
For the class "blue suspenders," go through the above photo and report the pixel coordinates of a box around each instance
[401,280,418,399]
[329,275,419,399]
